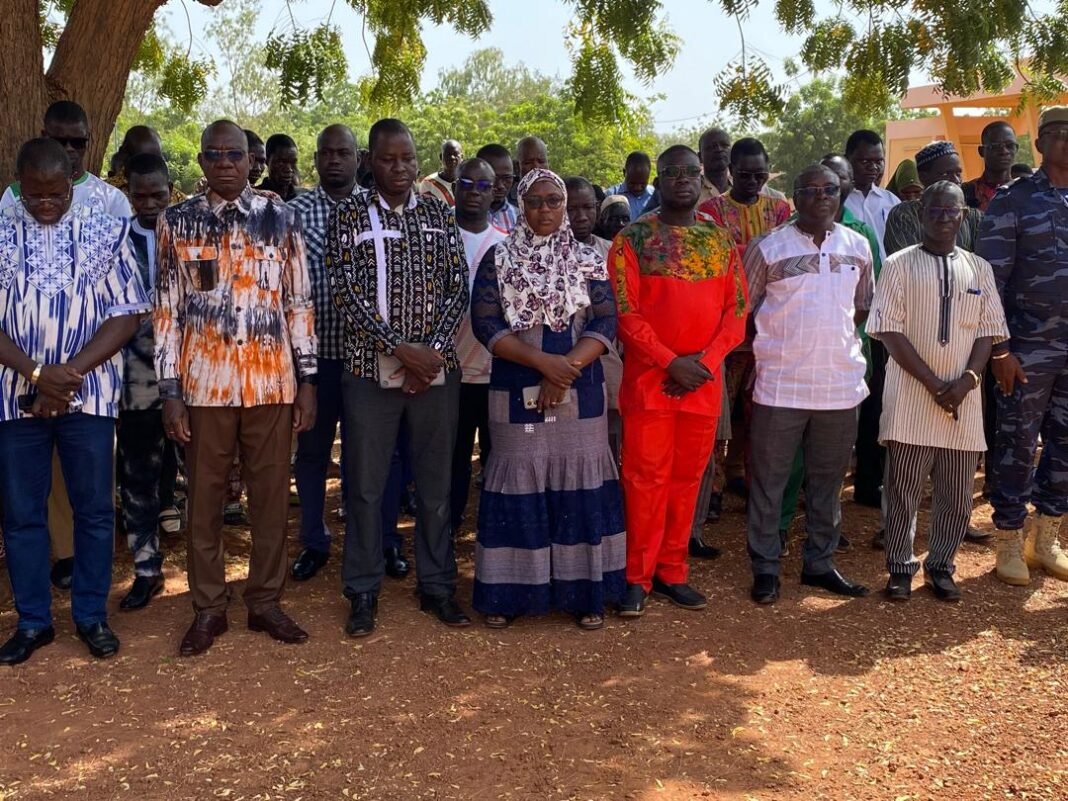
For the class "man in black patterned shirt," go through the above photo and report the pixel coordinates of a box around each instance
[326,118,471,637]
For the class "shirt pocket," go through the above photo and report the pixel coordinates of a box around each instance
[177,245,219,292]
[252,245,287,292]
[956,290,982,330]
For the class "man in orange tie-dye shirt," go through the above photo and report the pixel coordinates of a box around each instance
[154,120,318,658]
[610,145,748,618]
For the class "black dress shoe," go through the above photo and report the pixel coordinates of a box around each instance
[76,622,120,659]
[853,490,882,509]
[0,627,55,666]
[384,546,410,579]
[924,570,962,602]
[345,593,378,637]
[801,568,869,597]
[871,529,886,550]
[705,492,723,523]
[290,548,329,581]
[885,573,912,601]
[419,595,472,627]
[617,583,647,618]
[963,526,993,543]
[50,557,74,591]
[688,536,722,560]
[651,578,707,610]
[835,534,853,554]
[119,575,165,610]
[751,574,780,605]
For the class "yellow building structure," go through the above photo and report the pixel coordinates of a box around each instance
[885,74,1068,181]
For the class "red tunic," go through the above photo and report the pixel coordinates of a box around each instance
[609,211,748,418]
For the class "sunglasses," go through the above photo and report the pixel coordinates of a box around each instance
[659,165,702,180]
[457,178,494,192]
[734,170,770,181]
[52,136,88,151]
[795,186,839,199]
[524,194,565,210]
[925,206,964,220]
[202,149,247,164]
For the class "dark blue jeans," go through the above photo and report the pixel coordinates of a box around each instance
[0,414,116,630]
[294,358,347,552]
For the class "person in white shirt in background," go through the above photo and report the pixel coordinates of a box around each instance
[843,129,899,263]
[744,164,874,606]
[450,158,505,531]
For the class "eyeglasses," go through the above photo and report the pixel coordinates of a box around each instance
[659,165,702,180]
[925,206,965,220]
[202,149,247,164]
[52,136,88,151]
[984,141,1019,152]
[1041,128,1068,141]
[524,194,565,210]
[457,178,493,192]
[22,190,71,207]
[795,186,839,199]
[734,170,769,181]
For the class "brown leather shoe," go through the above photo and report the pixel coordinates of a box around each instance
[179,612,228,657]
[248,607,309,644]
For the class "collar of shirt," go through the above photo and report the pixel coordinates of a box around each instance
[207,185,255,219]
[788,219,841,248]
[371,186,417,214]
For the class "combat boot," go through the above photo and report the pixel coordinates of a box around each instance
[1023,513,1068,581]
[995,529,1030,586]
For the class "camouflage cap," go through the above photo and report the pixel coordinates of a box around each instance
[1038,106,1068,133]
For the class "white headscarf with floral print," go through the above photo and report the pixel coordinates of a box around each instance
[494,169,608,332]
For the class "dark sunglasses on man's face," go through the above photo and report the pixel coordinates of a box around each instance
[52,136,88,151]
[659,164,702,180]
[795,185,839,199]
[734,170,770,182]
[202,149,246,164]
[457,178,493,192]
[525,194,565,210]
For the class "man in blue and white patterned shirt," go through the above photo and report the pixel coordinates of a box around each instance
[287,124,362,582]
[0,139,149,666]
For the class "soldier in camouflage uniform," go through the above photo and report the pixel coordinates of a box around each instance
[975,106,1068,586]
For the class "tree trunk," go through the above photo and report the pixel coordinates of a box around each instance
[46,0,168,182]
[0,0,50,189]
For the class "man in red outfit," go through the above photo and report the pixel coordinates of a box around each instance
[610,145,748,616]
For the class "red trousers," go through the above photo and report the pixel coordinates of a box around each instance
[622,410,719,591]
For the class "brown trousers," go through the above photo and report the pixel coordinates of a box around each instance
[186,405,292,614]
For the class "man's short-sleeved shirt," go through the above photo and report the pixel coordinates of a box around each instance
[0,203,150,420]
[844,185,899,262]
[744,221,874,410]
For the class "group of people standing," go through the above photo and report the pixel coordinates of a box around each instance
[0,98,1064,667]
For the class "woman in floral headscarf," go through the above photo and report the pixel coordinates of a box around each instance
[470,169,625,630]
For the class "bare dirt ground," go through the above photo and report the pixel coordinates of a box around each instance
[0,476,1065,801]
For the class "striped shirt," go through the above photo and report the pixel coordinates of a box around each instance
[489,202,519,236]
[288,186,361,361]
[867,246,1009,451]
[0,202,150,421]
[745,221,874,410]
[884,200,984,256]
[457,225,505,383]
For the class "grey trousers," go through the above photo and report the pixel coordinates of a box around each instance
[884,442,978,576]
[341,371,461,598]
[691,378,733,537]
[747,403,858,577]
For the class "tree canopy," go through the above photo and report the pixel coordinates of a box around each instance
[6,0,1068,186]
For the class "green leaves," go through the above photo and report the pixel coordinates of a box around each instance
[265,24,347,106]
[159,54,214,113]
[714,57,785,125]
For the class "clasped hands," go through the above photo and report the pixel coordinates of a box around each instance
[28,364,82,418]
[393,342,445,395]
[662,354,712,398]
